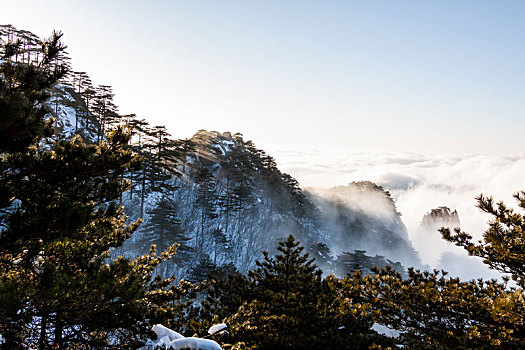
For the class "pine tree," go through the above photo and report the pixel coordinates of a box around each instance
[441,192,525,288]
[79,82,98,138]
[0,127,182,348]
[70,71,91,133]
[0,30,66,154]
[128,117,156,217]
[310,242,334,273]
[126,118,180,215]
[223,235,386,349]
[148,125,179,194]
[0,29,197,349]
[217,139,255,215]
[91,84,117,142]
[203,268,250,323]
[240,235,323,349]
[188,256,221,283]
[335,250,406,278]
[174,138,196,176]
[194,167,218,258]
[361,191,525,348]
[218,182,236,234]
[361,266,524,348]
[210,227,230,265]
[141,198,193,268]
[127,116,151,206]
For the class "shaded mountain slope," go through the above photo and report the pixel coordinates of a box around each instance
[119,130,422,278]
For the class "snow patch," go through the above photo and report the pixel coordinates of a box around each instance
[167,337,222,350]
[208,323,227,335]
[149,324,222,350]
[372,323,400,338]
[152,324,185,341]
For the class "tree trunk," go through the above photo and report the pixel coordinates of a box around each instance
[54,316,63,349]
[38,315,47,349]
[141,172,146,218]
[129,170,133,200]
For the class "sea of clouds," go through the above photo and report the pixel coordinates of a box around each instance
[269,147,525,280]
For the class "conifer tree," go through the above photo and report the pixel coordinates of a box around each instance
[79,82,97,138]
[210,227,230,265]
[217,140,255,215]
[203,269,250,322]
[335,250,405,277]
[92,84,117,142]
[441,192,525,288]
[0,127,187,348]
[361,266,524,348]
[0,29,197,349]
[361,192,525,348]
[188,256,221,283]
[194,167,218,257]
[310,242,334,273]
[174,138,196,176]
[141,198,193,268]
[70,71,91,133]
[0,30,66,154]
[223,235,386,349]
[128,117,156,216]
[218,184,236,233]
[127,116,150,205]
[126,118,180,215]
[148,125,179,194]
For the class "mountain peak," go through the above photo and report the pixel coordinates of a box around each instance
[421,206,460,229]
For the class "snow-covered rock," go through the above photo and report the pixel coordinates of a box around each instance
[208,323,227,335]
[150,324,222,350]
[152,324,184,341]
[167,337,221,350]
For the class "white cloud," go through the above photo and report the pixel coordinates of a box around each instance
[270,148,525,279]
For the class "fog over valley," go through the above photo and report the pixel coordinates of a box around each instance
[270,148,525,280]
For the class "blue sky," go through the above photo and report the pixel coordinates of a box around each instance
[3,1,525,154]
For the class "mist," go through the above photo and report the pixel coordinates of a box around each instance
[270,148,525,280]
[306,182,422,277]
